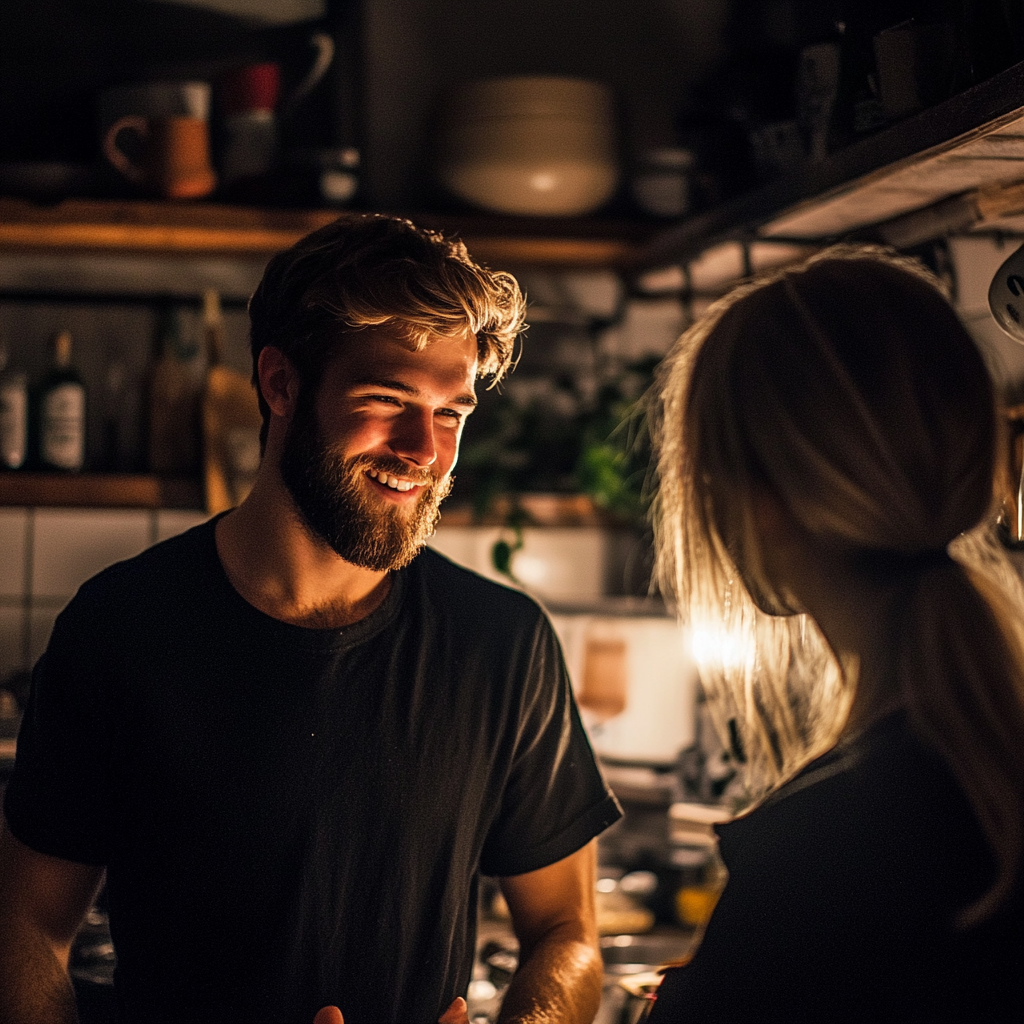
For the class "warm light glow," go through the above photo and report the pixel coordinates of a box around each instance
[511,553,548,586]
[529,172,557,192]
[689,622,753,671]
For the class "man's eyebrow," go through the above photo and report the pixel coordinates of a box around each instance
[353,377,478,407]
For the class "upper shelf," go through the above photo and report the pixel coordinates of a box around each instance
[0,198,656,271]
[9,64,1024,288]
[638,60,1024,287]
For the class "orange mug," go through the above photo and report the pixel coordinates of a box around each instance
[104,115,217,199]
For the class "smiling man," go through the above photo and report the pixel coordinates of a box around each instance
[0,214,621,1024]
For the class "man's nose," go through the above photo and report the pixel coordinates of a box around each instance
[390,408,438,467]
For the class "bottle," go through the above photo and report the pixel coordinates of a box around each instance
[148,305,203,475]
[0,340,29,470]
[100,346,130,472]
[36,330,87,471]
[201,290,263,514]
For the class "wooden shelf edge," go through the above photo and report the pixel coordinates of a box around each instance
[0,473,203,509]
[0,198,652,267]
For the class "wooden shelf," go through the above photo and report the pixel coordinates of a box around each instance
[638,60,1024,278]
[0,198,656,270]
[0,473,203,509]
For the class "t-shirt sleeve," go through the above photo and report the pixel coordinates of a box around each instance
[4,588,115,866]
[479,612,622,877]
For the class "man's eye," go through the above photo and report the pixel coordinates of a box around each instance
[436,408,463,421]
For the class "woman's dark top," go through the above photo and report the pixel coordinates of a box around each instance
[648,712,1023,1023]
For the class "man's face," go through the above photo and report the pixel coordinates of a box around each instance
[279,326,479,571]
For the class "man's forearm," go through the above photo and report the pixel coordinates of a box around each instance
[0,917,79,1024]
[497,928,603,1024]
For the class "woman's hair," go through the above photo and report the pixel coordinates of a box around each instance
[652,244,1024,924]
[248,212,527,449]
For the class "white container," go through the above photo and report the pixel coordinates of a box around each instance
[435,76,619,217]
[428,525,609,603]
[631,147,694,218]
[550,613,698,765]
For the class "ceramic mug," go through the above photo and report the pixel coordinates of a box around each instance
[103,115,217,199]
[98,80,211,129]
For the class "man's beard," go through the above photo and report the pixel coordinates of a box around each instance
[279,397,453,572]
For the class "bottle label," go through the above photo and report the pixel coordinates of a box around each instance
[0,380,27,468]
[41,383,86,470]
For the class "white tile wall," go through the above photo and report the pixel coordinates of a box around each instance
[0,508,172,678]
[0,508,28,598]
[0,605,25,681]
[32,509,152,600]
[0,509,628,680]
[156,509,210,543]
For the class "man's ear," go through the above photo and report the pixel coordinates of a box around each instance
[257,346,300,420]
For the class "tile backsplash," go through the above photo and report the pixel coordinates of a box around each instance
[0,508,639,683]
[0,507,209,680]
[32,509,154,600]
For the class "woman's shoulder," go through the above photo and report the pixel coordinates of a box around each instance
[741,710,955,820]
[718,710,992,913]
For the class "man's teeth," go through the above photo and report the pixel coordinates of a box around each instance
[367,469,416,492]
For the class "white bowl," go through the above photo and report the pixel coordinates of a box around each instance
[435,76,619,216]
[444,75,615,123]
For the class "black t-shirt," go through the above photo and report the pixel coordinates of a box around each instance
[5,520,621,1024]
[648,712,1024,1023]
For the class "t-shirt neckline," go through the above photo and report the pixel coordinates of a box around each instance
[198,512,407,651]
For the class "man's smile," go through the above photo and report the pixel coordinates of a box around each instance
[362,468,434,499]
[364,467,427,494]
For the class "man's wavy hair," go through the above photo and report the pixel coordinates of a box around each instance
[248,212,527,450]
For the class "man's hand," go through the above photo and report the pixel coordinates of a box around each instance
[313,997,469,1024]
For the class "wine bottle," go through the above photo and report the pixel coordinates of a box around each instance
[148,305,203,475]
[37,330,87,471]
[0,339,28,470]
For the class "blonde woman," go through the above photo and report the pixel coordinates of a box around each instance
[647,247,1024,1022]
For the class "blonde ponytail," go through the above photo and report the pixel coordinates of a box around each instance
[897,538,1024,924]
